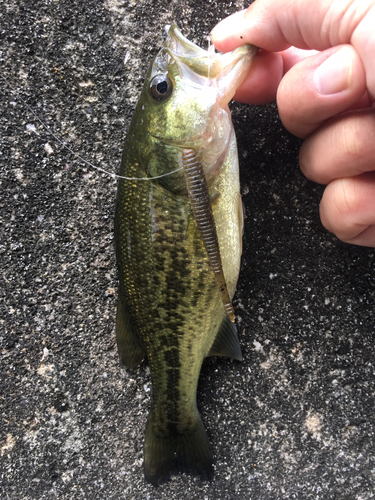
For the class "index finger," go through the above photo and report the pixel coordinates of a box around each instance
[212,0,375,99]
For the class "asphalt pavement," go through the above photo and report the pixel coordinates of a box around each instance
[1,1,374,499]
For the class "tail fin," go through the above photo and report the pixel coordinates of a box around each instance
[144,409,214,486]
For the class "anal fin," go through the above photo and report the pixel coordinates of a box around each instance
[116,295,145,370]
[208,315,242,361]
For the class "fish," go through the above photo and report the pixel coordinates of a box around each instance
[114,24,257,485]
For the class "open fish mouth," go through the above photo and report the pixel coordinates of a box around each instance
[163,24,258,105]
[164,24,224,79]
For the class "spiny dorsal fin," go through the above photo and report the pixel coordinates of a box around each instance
[208,315,242,361]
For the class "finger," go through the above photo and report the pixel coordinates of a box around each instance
[233,50,283,104]
[212,0,373,51]
[211,0,375,99]
[351,5,375,100]
[211,9,250,52]
[280,47,319,73]
[320,172,375,247]
[276,45,366,138]
[300,109,375,184]
[233,48,317,105]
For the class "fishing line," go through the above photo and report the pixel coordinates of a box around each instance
[0,73,183,181]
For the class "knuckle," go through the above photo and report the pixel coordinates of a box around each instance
[342,114,370,161]
[320,178,361,238]
[333,178,361,219]
[341,111,375,166]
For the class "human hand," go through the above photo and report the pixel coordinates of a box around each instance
[212,0,375,247]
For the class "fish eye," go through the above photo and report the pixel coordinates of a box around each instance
[150,75,173,100]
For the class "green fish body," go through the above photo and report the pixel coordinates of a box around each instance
[115,25,256,485]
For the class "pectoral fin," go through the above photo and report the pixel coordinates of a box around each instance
[116,295,145,370]
[208,315,242,361]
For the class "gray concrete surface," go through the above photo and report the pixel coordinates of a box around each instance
[1,1,374,499]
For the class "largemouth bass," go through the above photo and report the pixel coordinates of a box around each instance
[115,25,257,485]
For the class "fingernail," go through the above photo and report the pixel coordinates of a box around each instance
[314,47,353,95]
